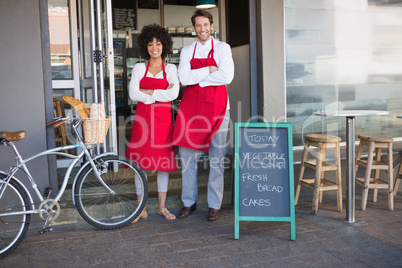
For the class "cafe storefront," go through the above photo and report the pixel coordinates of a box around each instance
[1,0,401,204]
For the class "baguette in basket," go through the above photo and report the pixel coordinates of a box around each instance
[62,96,90,119]
[83,103,110,144]
[62,96,110,144]
[90,103,106,120]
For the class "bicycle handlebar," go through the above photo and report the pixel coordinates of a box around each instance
[46,119,58,127]
[53,121,66,128]
[46,116,75,128]
[45,116,85,144]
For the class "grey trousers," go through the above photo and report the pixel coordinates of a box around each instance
[179,111,230,210]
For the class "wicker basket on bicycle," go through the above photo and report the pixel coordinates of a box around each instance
[62,96,111,144]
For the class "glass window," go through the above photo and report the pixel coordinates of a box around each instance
[81,0,92,78]
[53,88,74,118]
[285,0,402,146]
[52,89,75,157]
[53,88,73,100]
[48,0,72,80]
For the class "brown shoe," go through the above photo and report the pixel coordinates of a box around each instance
[178,203,197,218]
[207,208,220,221]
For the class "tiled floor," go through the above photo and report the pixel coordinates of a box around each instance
[2,193,401,267]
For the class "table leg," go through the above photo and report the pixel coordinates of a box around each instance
[346,116,355,223]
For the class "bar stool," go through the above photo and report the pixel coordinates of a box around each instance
[295,134,342,214]
[394,162,401,196]
[355,134,394,211]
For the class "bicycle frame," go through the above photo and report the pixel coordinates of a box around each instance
[0,119,116,217]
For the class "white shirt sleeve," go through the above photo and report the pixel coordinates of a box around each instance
[177,39,234,88]
[150,64,180,102]
[128,63,155,104]
[178,43,210,86]
[199,42,234,87]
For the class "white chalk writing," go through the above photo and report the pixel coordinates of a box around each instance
[247,135,279,145]
[242,198,271,207]
[242,173,268,182]
[257,183,283,193]
[240,151,286,170]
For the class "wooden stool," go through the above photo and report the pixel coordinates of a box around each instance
[395,161,401,196]
[355,134,394,211]
[295,134,342,214]
[53,98,68,153]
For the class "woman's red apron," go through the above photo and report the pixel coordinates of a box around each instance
[173,39,228,151]
[126,62,177,171]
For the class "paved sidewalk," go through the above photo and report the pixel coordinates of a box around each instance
[2,195,401,267]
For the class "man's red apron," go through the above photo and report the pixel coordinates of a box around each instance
[126,62,177,171]
[173,39,228,151]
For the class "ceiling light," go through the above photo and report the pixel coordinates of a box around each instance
[196,0,216,9]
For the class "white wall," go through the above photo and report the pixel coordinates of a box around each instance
[138,6,219,33]
[0,0,49,193]
[163,5,219,33]
[137,8,160,30]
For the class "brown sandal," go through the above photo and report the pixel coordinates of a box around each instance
[157,208,176,220]
[131,210,148,223]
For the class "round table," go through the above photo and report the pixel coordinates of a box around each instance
[314,110,390,223]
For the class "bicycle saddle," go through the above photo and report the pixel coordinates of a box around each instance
[0,131,26,142]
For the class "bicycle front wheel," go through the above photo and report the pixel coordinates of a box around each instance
[0,175,31,259]
[74,155,147,229]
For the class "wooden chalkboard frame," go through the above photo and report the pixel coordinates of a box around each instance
[234,122,296,240]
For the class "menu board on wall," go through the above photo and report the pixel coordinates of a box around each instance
[112,0,137,30]
[113,8,136,29]
[234,122,296,240]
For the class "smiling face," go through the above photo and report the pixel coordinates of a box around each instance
[194,16,213,45]
[147,37,163,59]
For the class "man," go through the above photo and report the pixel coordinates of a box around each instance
[173,10,234,221]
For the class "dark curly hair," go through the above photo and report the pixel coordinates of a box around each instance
[138,24,173,60]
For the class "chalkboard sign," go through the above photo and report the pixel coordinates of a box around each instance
[234,122,295,240]
[112,0,137,30]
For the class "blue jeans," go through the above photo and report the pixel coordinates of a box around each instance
[179,111,230,210]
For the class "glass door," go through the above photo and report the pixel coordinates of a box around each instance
[49,0,117,167]
[78,0,117,154]
[48,0,80,167]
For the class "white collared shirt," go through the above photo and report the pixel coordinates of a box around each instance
[178,37,234,109]
[128,63,180,104]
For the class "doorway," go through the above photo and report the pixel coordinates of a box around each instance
[48,0,117,168]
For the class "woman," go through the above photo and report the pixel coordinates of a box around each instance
[126,24,179,221]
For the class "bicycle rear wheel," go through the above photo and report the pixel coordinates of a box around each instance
[0,175,31,259]
[74,155,147,229]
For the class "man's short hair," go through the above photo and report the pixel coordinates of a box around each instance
[191,10,213,26]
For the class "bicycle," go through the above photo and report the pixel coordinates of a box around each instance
[0,116,147,258]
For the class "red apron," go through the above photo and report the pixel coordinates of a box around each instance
[173,39,228,151]
[126,62,177,171]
